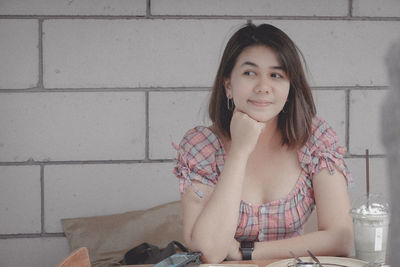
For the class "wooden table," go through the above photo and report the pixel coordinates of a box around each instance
[222,259,280,266]
[121,259,281,267]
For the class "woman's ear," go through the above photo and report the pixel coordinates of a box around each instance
[224,78,232,98]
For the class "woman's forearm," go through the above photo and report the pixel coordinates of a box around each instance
[252,226,354,260]
[187,112,266,262]
[190,150,249,262]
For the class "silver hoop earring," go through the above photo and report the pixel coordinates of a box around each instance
[227,97,234,111]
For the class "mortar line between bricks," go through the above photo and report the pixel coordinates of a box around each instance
[146,0,151,17]
[0,87,212,93]
[40,165,45,234]
[0,86,389,93]
[311,86,389,91]
[0,15,399,21]
[38,19,44,88]
[145,91,149,160]
[0,155,387,167]
[348,0,354,17]
[0,233,65,239]
[0,154,387,166]
[149,15,400,21]
[0,159,175,166]
[346,154,387,158]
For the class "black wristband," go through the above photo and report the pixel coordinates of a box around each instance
[239,241,254,260]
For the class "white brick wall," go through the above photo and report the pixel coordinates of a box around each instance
[0,237,69,267]
[350,90,388,155]
[151,0,349,16]
[255,20,400,86]
[44,163,179,233]
[0,20,38,89]
[43,19,244,88]
[149,90,211,159]
[0,0,147,16]
[347,157,390,204]
[1,1,399,266]
[0,92,146,161]
[313,90,346,146]
[0,166,41,234]
[353,0,400,17]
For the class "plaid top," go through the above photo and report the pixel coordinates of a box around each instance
[173,117,351,242]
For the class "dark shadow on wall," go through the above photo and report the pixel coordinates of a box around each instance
[382,38,400,266]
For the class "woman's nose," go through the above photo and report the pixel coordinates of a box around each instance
[255,76,272,93]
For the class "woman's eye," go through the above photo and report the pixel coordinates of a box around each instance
[244,71,256,76]
[271,73,283,79]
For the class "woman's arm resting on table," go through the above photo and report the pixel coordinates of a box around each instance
[181,177,243,263]
[181,149,249,263]
[251,166,354,259]
[181,112,265,263]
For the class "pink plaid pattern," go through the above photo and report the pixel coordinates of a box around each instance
[173,116,352,242]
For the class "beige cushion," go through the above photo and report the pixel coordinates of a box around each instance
[61,201,183,267]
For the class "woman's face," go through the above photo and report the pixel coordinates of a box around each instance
[224,45,290,123]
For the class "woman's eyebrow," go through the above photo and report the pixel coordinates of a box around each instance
[271,66,284,70]
[240,61,283,70]
[241,61,258,67]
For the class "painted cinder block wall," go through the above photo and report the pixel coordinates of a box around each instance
[1,1,399,266]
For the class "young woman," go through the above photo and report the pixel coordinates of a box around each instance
[173,23,353,263]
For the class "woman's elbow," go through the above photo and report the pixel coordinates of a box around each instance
[184,235,227,263]
[332,225,354,256]
[199,247,227,264]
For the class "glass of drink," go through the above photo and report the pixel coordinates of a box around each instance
[350,194,390,264]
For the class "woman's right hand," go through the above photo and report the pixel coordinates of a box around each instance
[230,109,265,156]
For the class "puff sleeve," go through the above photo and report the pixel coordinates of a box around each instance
[173,126,224,198]
[298,117,352,186]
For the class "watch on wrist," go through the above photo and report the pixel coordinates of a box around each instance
[239,241,254,260]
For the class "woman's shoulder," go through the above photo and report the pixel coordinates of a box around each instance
[177,125,224,155]
[299,116,351,183]
[299,116,342,157]
[308,116,339,146]
[299,116,345,163]
[311,116,332,133]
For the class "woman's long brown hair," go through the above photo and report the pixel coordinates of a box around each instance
[208,23,316,148]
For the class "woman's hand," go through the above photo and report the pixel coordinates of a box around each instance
[230,109,265,156]
[226,239,242,261]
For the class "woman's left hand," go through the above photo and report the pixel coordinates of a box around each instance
[226,239,242,261]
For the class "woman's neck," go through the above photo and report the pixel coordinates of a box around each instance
[254,117,283,152]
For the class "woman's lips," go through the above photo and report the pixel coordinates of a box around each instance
[248,99,272,107]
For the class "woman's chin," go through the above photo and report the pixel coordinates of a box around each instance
[247,113,278,123]
[236,107,280,123]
